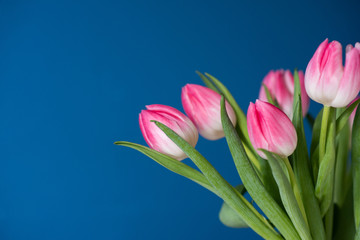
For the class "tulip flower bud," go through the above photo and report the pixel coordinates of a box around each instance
[181,84,237,140]
[305,39,360,107]
[259,69,310,119]
[139,104,199,161]
[247,100,297,159]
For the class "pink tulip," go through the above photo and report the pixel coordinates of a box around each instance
[305,39,360,107]
[259,69,310,119]
[247,100,298,159]
[181,84,237,140]
[139,104,198,161]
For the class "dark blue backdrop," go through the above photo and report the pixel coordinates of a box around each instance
[1,0,359,239]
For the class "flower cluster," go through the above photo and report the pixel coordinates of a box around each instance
[137,39,360,162]
[117,39,360,240]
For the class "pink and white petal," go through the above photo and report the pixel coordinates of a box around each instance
[317,41,344,105]
[305,39,329,103]
[259,71,277,102]
[283,70,295,94]
[273,74,293,118]
[146,104,187,122]
[331,48,360,107]
[247,102,269,158]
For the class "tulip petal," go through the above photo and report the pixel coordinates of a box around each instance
[331,47,360,107]
[247,102,269,158]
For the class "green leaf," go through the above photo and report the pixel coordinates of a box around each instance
[114,141,218,196]
[219,200,249,228]
[152,121,282,240]
[352,102,360,229]
[310,110,323,183]
[310,99,359,185]
[336,98,360,134]
[311,99,358,184]
[334,122,351,206]
[292,72,326,240]
[292,70,301,112]
[263,84,278,107]
[258,157,283,208]
[195,70,220,93]
[220,96,300,240]
[333,186,355,240]
[262,150,312,240]
[219,185,249,228]
[315,107,336,217]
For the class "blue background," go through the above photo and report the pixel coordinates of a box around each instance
[1,0,360,239]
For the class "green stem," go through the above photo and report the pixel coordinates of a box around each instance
[321,107,336,239]
[319,106,331,161]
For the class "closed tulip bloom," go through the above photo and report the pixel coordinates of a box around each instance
[247,100,297,159]
[259,69,310,119]
[305,39,360,107]
[139,104,198,161]
[181,84,236,140]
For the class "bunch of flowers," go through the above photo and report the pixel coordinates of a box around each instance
[116,39,360,240]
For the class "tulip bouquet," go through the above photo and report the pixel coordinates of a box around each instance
[115,39,360,240]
